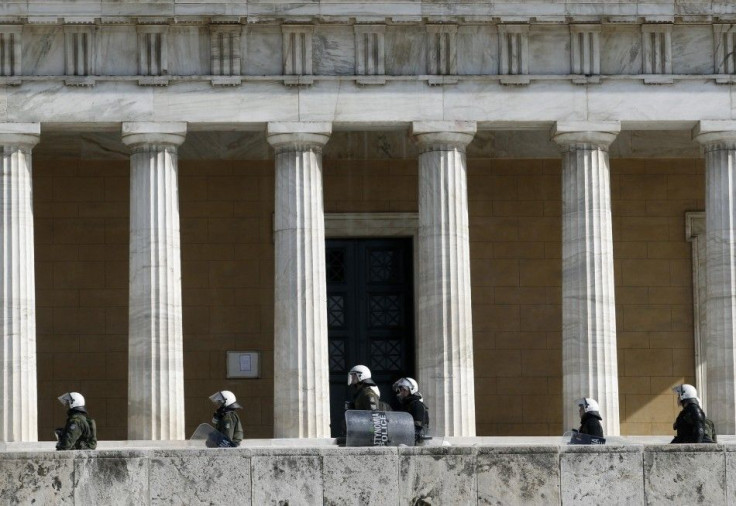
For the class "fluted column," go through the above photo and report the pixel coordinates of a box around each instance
[553,121,621,435]
[0,124,40,442]
[694,121,736,434]
[413,121,477,437]
[122,122,186,440]
[268,122,331,438]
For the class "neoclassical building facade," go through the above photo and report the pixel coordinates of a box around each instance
[0,0,735,441]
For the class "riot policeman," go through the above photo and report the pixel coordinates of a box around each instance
[55,392,97,450]
[671,384,714,443]
[346,365,380,411]
[209,390,244,445]
[393,377,429,442]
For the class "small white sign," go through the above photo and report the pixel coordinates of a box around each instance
[239,354,252,372]
[227,351,260,379]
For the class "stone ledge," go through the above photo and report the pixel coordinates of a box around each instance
[2,442,734,505]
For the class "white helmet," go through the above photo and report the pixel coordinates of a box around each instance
[577,397,600,414]
[393,377,419,395]
[673,384,698,402]
[58,392,85,409]
[209,390,240,408]
[348,365,371,386]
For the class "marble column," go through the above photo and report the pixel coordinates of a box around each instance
[267,122,331,438]
[0,124,40,442]
[122,122,187,440]
[694,121,736,434]
[413,121,477,437]
[553,121,621,436]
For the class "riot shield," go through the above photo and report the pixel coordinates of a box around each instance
[564,430,606,445]
[345,410,415,447]
[190,423,239,448]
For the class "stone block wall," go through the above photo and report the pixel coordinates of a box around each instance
[0,443,732,505]
[34,158,131,441]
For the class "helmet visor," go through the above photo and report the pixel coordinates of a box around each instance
[57,393,72,406]
[209,392,226,405]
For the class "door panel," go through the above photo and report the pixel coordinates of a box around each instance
[326,238,414,437]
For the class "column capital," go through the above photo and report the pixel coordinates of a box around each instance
[692,121,736,147]
[267,122,331,151]
[552,121,620,149]
[121,122,187,148]
[411,121,476,151]
[0,123,41,149]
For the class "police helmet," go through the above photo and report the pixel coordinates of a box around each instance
[348,365,371,386]
[393,377,419,395]
[209,390,241,408]
[58,392,85,409]
[576,397,600,414]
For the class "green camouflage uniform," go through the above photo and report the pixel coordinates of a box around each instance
[56,409,97,450]
[348,381,380,411]
[213,408,243,445]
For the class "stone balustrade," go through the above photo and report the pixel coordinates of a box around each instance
[2,440,735,504]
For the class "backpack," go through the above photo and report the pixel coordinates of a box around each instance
[704,417,717,443]
[85,417,98,450]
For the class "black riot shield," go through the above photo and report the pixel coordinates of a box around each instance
[565,430,606,445]
[345,410,415,447]
[190,423,239,448]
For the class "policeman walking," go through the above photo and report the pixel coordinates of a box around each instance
[576,398,604,437]
[671,384,714,443]
[209,390,244,446]
[55,392,97,450]
[393,377,429,442]
[346,365,381,411]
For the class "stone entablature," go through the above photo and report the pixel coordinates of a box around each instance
[0,20,735,87]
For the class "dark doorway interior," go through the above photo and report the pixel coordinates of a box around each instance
[326,238,415,437]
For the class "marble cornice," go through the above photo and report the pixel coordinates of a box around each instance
[1,0,736,26]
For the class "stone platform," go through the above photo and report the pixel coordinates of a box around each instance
[1,438,735,505]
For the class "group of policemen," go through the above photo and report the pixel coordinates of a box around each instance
[572,383,716,443]
[345,364,430,443]
[53,378,710,449]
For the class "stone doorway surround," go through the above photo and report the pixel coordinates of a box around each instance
[324,213,419,338]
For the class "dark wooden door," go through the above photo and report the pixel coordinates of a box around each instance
[326,238,415,437]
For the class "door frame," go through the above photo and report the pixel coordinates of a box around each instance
[324,212,419,372]
[324,212,418,317]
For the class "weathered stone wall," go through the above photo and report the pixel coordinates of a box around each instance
[1,443,733,505]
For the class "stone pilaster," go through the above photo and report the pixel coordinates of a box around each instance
[0,123,40,442]
[553,121,621,436]
[267,122,331,438]
[412,121,477,437]
[693,120,736,434]
[122,122,187,440]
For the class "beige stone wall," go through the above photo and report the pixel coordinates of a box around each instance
[35,159,277,440]
[612,159,703,435]
[35,159,130,440]
[34,154,701,439]
[470,158,703,435]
